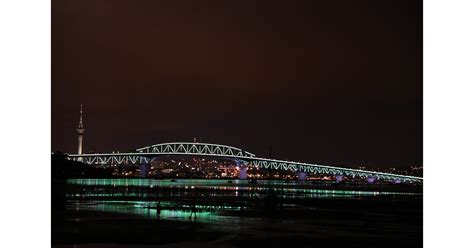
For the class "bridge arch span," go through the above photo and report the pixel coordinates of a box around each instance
[135,142,256,158]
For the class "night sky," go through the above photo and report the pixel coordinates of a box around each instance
[52,0,422,168]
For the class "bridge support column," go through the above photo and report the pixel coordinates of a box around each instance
[297,172,307,181]
[237,160,248,180]
[238,166,248,180]
[140,162,150,178]
[367,177,376,184]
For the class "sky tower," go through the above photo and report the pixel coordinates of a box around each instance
[76,104,85,155]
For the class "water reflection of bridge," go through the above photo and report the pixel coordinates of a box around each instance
[68,142,423,183]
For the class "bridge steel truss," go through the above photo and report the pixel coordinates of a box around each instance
[67,142,422,183]
[135,142,256,158]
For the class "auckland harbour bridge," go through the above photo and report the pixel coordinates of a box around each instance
[68,142,423,184]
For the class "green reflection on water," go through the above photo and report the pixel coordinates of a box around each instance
[65,179,421,231]
[68,200,249,230]
[67,178,420,198]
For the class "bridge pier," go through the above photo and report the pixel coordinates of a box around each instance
[297,172,307,181]
[367,176,376,184]
[140,162,150,178]
[238,166,248,180]
[236,160,248,180]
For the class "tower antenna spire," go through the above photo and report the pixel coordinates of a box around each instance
[78,104,84,129]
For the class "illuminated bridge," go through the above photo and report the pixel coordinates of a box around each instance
[68,142,422,183]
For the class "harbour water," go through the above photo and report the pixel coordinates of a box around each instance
[54,178,423,247]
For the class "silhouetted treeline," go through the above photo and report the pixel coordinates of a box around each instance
[51,152,115,179]
[52,151,115,210]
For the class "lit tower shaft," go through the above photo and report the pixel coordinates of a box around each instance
[76,104,85,155]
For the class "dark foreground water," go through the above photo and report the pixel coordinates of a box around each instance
[53,179,423,248]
